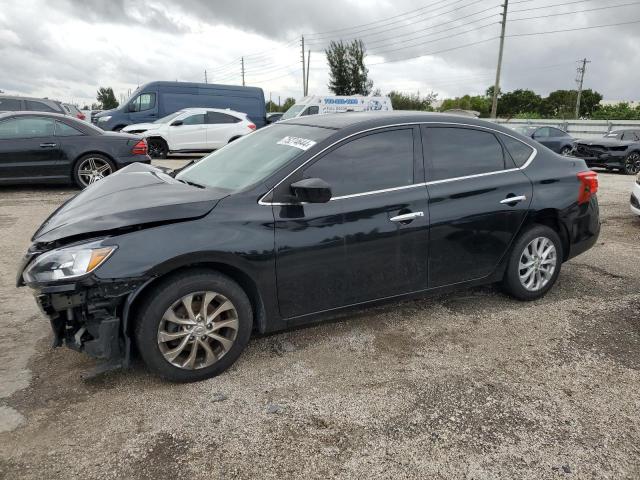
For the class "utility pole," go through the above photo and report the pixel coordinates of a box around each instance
[241,57,245,86]
[575,58,590,119]
[490,0,509,119]
[301,35,306,97]
[204,69,208,84]
[306,49,311,96]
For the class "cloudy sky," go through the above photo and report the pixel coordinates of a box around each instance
[1,0,639,107]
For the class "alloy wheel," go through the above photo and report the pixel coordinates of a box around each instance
[157,291,239,370]
[560,146,573,156]
[518,236,557,292]
[625,153,640,175]
[77,157,113,187]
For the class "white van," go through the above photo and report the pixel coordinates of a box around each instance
[281,95,393,120]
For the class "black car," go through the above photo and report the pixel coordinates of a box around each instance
[17,112,600,382]
[514,125,575,155]
[573,129,640,175]
[0,112,150,187]
[0,95,67,115]
[266,112,284,123]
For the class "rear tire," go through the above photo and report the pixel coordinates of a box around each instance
[147,138,169,158]
[134,270,253,382]
[72,154,115,188]
[559,146,573,156]
[502,225,563,301]
[622,152,640,175]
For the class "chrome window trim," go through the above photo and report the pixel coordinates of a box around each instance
[258,121,537,206]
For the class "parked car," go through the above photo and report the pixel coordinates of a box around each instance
[63,103,86,121]
[572,129,640,174]
[94,81,267,131]
[121,108,256,158]
[90,110,103,123]
[513,126,575,155]
[266,112,284,123]
[0,95,66,115]
[631,173,640,216]
[17,112,600,382]
[0,112,149,188]
[281,95,393,120]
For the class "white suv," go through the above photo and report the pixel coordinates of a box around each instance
[122,108,256,158]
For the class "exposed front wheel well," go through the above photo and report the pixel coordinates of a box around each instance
[127,263,267,336]
[228,136,242,143]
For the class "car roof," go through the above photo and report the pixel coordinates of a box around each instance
[280,111,518,133]
[0,111,70,120]
[177,107,246,117]
[0,95,61,104]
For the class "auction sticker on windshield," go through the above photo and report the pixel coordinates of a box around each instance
[277,136,317,151]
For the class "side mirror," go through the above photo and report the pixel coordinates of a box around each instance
[171,120,183,127]
[290,178,332,203]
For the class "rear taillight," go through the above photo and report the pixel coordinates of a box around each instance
[77,113,86,120]
[248,123,256,131]
[132,139,148,156]
[577,170,598,205]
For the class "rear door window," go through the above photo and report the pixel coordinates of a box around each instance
[0,117,55,139]
[303,128,414,197]
[423,127,505,181]
[0,98,23,111]
[549,127,568,137]
[55,121,84,136]
[206,112,240,124]
[501,135,535,168]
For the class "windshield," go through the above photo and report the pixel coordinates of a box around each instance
[176,124,333,192]
[281,104,306,120]
[153,111,184,124]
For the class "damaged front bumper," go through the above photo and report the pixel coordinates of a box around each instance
[27,276,150,372]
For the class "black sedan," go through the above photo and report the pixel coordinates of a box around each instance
[0,112,150,188]
[17,112,600,382]
[573,129,640,175]
[514,125,575,155]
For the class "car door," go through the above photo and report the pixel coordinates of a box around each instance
[205,112,240,149]
[167,113,207,150]
[273,126,430,319]
[546,127,569,152]
[0,116,65,182]
[422,125,533,288]
[127,92,158,124]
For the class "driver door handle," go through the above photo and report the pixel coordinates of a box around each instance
[390,211,424,223]
[500,195,527,205]
[39,143,57,148]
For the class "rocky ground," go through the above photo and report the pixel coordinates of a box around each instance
[0,167,639,479]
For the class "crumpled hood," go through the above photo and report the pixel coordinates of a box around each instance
[575,138,635,147]
[122,122,160,133]
[33,163,226,244]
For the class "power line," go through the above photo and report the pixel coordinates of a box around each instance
[304,0,462,38]
[510,0,600,14]
[507,18,640,37]
[309,0,499,43]
[510,1,640,21]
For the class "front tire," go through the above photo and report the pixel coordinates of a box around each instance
[73,154,115,188]
[147,138,169,158]
[502,225,563,301]
[134,270,253,382]
[622,152,640,175]
[559,146,573,156]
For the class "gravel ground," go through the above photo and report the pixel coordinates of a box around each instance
[0,166,639,479]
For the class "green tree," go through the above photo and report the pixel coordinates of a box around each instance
[440,95,491,117]
[96,87,119,110]
[326,39,373,95]
[591,102,640,120]
[497,89,542,118]
[389,91,437,111]
[281,97,296,111]
[265,100,279,112]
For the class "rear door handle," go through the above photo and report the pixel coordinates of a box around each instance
[390,211,424,223]
[500,195,527,205]
[39,143,57,148]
